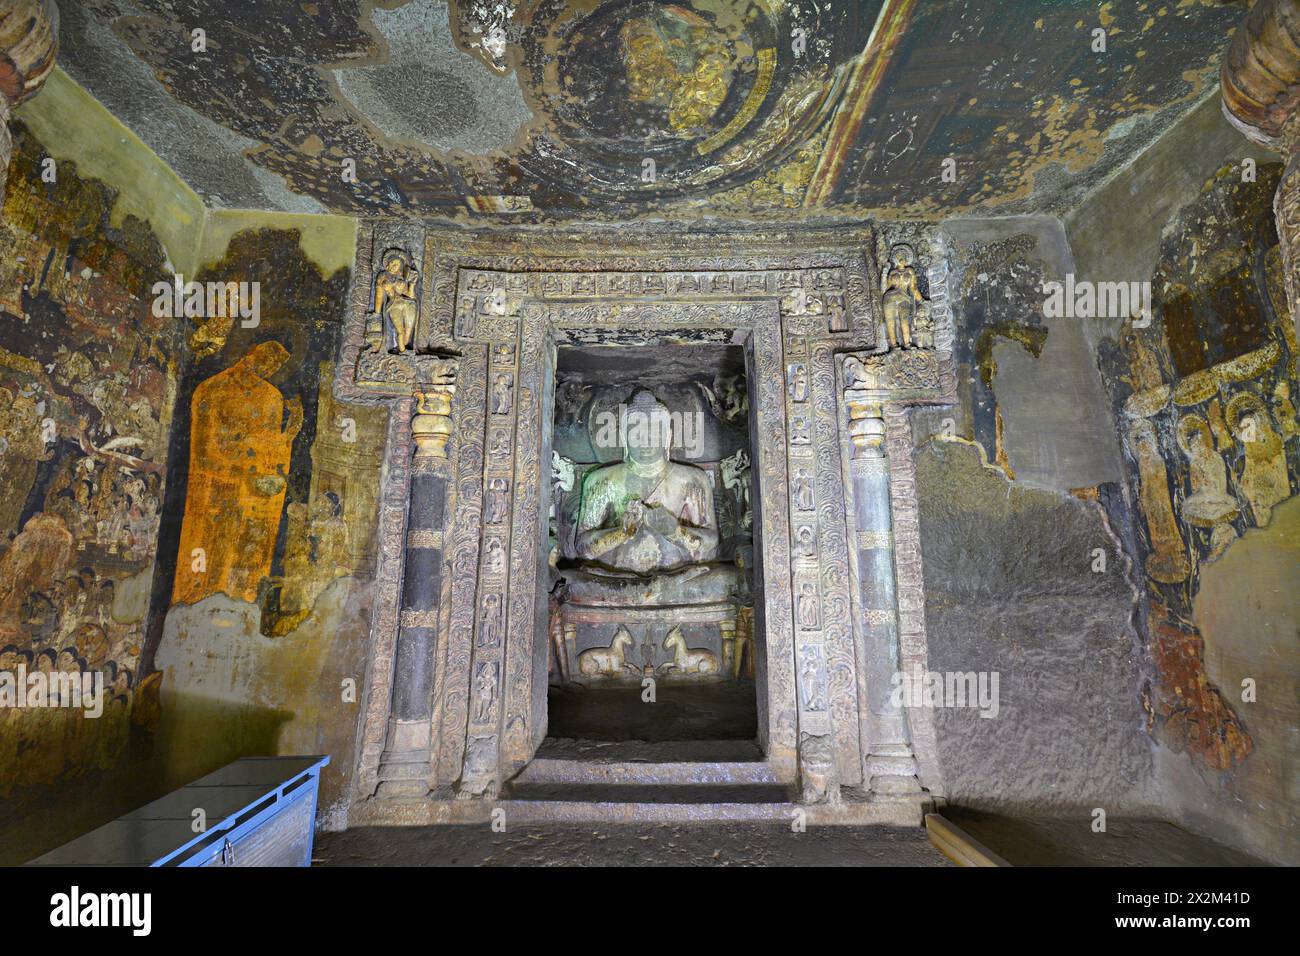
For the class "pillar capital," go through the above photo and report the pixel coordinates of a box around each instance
[0,0,58,206]
[0,0,59,108]
[1221,0,1300,154]
[1222,1,1300,349]
[844,390,886,460]
[411,383,455,460]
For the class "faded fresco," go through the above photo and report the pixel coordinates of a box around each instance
[1100,163,1297,775]
[56,0,1239,221]
[0,124,171,804]
[152,225,382,823]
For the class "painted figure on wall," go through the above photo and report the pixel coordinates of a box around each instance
[1128,419,1192,584]
[1176,414,1240,559]
[173,342,302,606]
[1227,393,1290,525]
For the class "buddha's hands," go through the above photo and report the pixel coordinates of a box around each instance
[622,500,646,535]
[621,500,678,538]
[642,504,680,536]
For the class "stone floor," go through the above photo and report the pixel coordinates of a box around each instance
[945,810,1267,866]
[313,822,950,867]
[546,681,759,741]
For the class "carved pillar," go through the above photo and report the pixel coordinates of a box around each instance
[1221,0,1300,343]
[844,385,921,796]
[376,385,454,797]
[0,0,59,205]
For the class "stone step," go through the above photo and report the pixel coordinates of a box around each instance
[510,758,782,787]
[501,799,924,826]
[505,781,791,803]
[533,737,764,762]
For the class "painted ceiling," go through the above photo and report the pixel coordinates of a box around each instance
[54,0,1247,223]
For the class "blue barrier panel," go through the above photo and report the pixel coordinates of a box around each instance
[27,756,330,867]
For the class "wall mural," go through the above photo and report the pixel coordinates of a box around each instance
[1100,163,1299,771]
[154,228,359,639]
[147,226,382,821]
[171,342,301,608]
[0,125,170,799]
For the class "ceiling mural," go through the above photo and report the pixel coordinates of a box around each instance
[53,0,1246,222]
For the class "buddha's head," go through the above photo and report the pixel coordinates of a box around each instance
[243,340,291,379]
[624,389,672,472]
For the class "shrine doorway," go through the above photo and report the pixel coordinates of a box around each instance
[544,344,760,744]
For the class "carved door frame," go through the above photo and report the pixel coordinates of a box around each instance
[336,225,953,807]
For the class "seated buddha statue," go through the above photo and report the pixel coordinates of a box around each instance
[565,390,736,606]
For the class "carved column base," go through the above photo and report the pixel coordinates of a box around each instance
[865,743,922,796]
[374,718,432,798]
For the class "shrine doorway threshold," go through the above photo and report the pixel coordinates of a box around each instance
[493,740,919,824]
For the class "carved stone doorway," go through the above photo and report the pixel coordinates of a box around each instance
[338,226,952,821]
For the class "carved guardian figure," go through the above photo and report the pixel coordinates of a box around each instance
[371,249,420,353]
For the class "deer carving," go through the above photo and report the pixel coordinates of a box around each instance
[578,627,634,678]
[662,626,720,676]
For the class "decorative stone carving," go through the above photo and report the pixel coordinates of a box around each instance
[474,662,498,722]
[720,448,752,531]
[0,0,58,206]
[458,734,499,799]
[339,225,957,817]
[663,626,720,676]
[1221,0,1300,345]
[703,372,749,423]
[796,581,820,629]
[787,362,809,402]
[411,386,454,459]
[844,349,944,395]
[799,732,837,805]
[795,524,816,558]
[577,626,634,677]
[479,594,502,648]
[484,537,506,575]
[799,645,827,712]
[491,371,514,414]
[369,249,421,353]
[881,244,926,350]
[485,477,509,524]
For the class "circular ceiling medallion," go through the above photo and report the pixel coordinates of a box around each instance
[519,0,842,202]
